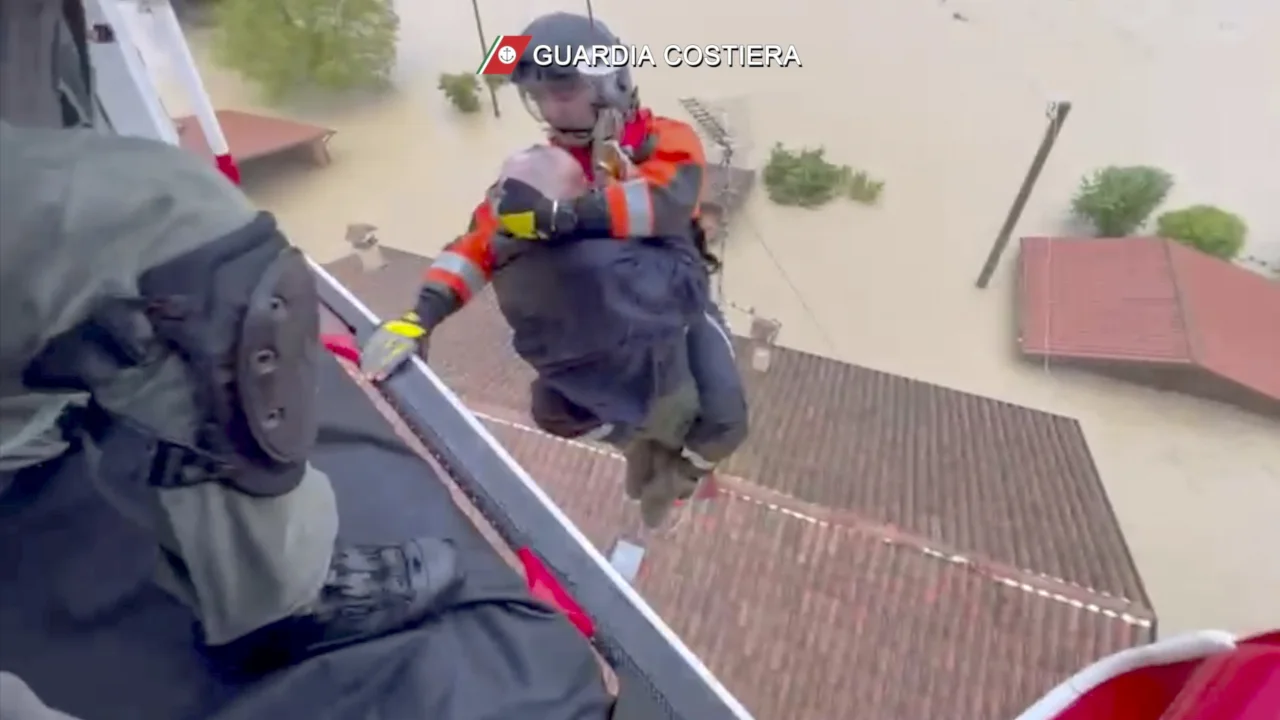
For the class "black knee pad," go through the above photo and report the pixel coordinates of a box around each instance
[137,212,320,497]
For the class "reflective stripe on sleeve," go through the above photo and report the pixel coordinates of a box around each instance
[605,179,655,238]
[429,250,487,297]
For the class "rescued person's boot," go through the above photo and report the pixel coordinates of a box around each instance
[639,488,676,529]
[623,439,658,501]
[208,536,462,673]
[638,449,703,529]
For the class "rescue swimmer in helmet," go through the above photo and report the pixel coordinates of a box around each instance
[361,12,750,528]
[0,0,460,681]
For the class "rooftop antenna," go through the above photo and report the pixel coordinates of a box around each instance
[678,96,739,264]
[677,97,791,347]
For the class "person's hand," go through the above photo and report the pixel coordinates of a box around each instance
[490,178,561,240]
[360,311,430,382]
[594,140,637,181]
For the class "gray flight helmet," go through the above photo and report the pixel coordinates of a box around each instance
[510,12,638,116]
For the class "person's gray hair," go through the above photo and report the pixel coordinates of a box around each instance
[497,144,589,201]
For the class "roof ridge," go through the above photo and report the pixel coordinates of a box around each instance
[467,405,1155,628]
[712,474,1154,626]
[1163,238,1203,365]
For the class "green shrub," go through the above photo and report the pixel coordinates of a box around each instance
[483,75,510,91]
[847,170,885,205]
[1071,166,1174,236]
[763,143,885,208]
[1156,205,1248,260]
[438,73,482,113]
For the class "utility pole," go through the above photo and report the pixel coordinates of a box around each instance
[975,101,1072,289]
[470,0,501,118]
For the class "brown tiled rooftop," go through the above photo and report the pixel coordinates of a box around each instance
[484,420,1150,720]
[323,246,1156,718]
[721,345,1146,603]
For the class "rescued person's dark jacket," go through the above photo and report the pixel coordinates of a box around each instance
[493,234,707,430]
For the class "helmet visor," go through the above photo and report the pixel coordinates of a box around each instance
[516,73,599,134]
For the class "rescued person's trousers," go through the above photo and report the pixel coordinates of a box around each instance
[530,363,702,524]
[529,302,748,463]
[682,302,749,467]
[624,304,748,522]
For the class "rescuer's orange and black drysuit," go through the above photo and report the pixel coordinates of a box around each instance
[413,110,747,466]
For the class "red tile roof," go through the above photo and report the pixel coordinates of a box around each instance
[1018,237,1280,406]
[1169,241,1280,400]
[175,110,332,162]
[324,247,1156,718]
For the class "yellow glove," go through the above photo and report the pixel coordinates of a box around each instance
[360,311,430,382]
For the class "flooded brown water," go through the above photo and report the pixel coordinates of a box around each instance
[150,0,1279,638]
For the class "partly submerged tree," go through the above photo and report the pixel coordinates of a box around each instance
[763,144,885,208]
[846,169,885,206]
[763,144,847,207]
[1156,205,1248,260]
[438,73,482,114]
[1071,165,1174,237]
[213,0,399,103]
